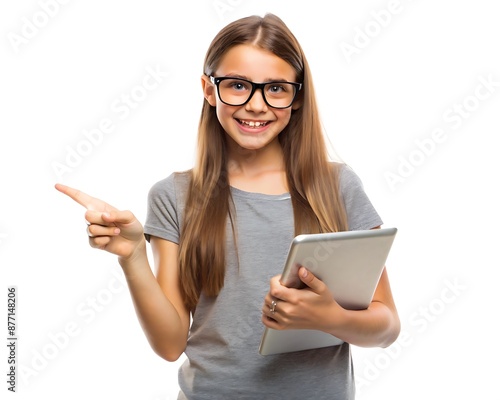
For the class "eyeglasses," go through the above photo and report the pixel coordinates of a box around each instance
[209,76,302,109]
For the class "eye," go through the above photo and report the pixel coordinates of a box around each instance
[224,79,250,91]
[268,85,285,93]
[266,83,295,98]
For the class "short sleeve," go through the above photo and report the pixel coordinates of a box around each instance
[143,172,187,244]
[339,164,383,231]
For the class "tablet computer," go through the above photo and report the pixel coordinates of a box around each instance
[258,227,397,356]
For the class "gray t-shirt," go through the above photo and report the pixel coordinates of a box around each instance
[144,163,383,400]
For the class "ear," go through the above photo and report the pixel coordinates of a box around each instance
[201,75,217,107]
[291,99,303,110]
[291,90,303,110]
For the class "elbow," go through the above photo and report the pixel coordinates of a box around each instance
[379,315,401,348]
[154,346,185,362]
[150,340,186,362]
[160,352,184,363]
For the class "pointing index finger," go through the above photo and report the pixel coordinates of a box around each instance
[54,183,96,210]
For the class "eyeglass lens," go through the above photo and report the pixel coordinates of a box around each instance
[217,79,297,108]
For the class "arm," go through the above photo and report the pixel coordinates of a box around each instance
[341,267,400,348]
[55,184,189,361]
[119,237,190,361]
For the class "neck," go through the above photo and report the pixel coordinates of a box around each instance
[225,137,288,194]
[226,137,284,177]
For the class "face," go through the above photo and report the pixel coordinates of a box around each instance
[202,44,301,154]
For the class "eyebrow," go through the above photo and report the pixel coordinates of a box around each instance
[219,73,294,82]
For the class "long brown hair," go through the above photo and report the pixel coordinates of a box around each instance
[178,13,348,312]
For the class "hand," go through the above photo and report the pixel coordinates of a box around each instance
[55,183,145,261]
[261,267,346,333]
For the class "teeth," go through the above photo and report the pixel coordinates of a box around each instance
[240,120,267,127]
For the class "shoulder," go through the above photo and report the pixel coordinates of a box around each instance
[145,170,192,242]
[148,169,192,201]
[327,162,364,192]
[337,163,365,194]
[331,162,383,230]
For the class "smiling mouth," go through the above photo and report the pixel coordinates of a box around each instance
[236,119,270,128]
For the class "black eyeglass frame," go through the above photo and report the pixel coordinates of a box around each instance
[209,76,303,109]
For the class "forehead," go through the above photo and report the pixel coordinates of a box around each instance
[216,44,297,82]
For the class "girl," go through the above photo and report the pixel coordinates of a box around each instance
[56,13,400,400]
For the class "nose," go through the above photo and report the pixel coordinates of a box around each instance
[245,87,268,112]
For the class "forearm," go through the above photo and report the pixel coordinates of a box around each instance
[328,301,400,348]
[118,243,188,361]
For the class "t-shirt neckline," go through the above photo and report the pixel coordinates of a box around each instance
[230,186,291,201]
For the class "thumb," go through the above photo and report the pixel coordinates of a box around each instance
[299,267,324,293]
[101,210,136,227]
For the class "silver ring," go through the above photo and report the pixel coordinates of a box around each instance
[270,300,277,314]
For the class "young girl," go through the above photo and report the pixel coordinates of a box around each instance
[56,13,400,400]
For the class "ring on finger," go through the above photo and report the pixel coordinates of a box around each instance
[270,300,278,314]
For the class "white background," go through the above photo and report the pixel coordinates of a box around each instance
[1,0,499,399]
